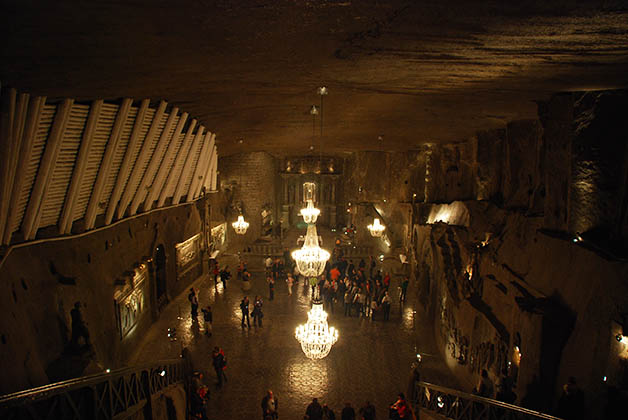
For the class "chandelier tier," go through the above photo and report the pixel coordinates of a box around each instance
[292,224,330,277]
[299,200,320,224]
[232,215,249,235]
[367,218,386,237]
[295,301,338,360]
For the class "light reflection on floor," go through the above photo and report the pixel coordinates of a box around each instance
[285,358,330,399]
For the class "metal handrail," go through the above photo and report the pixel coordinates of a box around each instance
[413,381,563,420]
[0,358,188,419]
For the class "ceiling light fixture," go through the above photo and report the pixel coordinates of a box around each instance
[300,200,320,224]
[367,218,386,237]
[232,215,249,235]
[296,296,338,360]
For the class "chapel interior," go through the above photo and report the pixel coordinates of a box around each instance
[2,1,628,419]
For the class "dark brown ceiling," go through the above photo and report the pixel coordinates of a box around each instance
[2,0,628,156]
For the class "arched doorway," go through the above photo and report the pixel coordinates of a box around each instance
[155,245,167,308]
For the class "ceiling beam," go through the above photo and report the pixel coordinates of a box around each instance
[191,133,216,200]
[173,126,205,205]
[84,98,133,230]
[22,98,74,240]
[158,119,197,208]
[144,111,188,212]
[187,132,213,202]
[129,107,179,216]
[201,140,217,193]
[116,100,167,220]
[59,99,103,234]
[3,96,46,244]
[105,98,149,225]
[0,88,17,243]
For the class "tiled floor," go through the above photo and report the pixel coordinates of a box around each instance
[131,246,458,419]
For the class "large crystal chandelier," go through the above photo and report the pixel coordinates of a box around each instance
[367,217,386,237]
[300,200,320,224]
[292,224,330,277]
[232,215,249,235]
[296,299,338,359]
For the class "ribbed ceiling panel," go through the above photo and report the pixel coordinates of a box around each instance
[0,88,218,244]
[123,111,168,211]
[39,103,89,228]
[12,104,56,232]
[182,132,205,200]
[98,105,139,216]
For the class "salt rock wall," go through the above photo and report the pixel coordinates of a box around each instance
[412,202,628,413]
[0,201,208,394]
[406,89,628,415]
[218,152,279,246]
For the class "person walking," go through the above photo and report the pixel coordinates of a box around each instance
[211,346,227,387]
[286,274,294,296]
[261,389,278,419]
[240,296,251,328]
[201,306,213,336]
[252,296,264,328]
[188,288,199,319]
[306,397,323,420]
[400,276,409,303]
[221,266,231,289]
[268,276,275,301]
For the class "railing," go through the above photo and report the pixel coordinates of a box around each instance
[0,359,188,420]
[413,381,563,420]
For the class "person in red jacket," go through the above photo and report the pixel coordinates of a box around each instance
[390,393,410,419]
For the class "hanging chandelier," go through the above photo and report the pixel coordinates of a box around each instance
[296,300,338,360]
[292,224,330,277]
[232,215,249,235]
[367,218,386,237]
[299,200,320,224]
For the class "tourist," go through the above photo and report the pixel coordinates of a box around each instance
[359,401,376,420]
[220,266,231,289]
[212,260,220,289]
[381,291,391,321]
[188,288,199,319]
[496,375,516,404]
[240,296,251,328]
[252,296,264,328]
[400,276,409,303]
[305,397,323,420]
[556,376,585,420]
[211,346,227,387]
[474,369,495,398]
[341,402,355,420]
[201,305,213,336]
[344,286,353,317]
[390,393,410,419]
[286,274,294,296]
[268,275,275,301]
[322,404,336,420]
[261,389,278,419]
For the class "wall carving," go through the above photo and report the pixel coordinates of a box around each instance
[114,265,147,339]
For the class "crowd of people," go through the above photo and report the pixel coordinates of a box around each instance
[187,247,414,419]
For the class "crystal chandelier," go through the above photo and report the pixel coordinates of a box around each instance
[292,224,330,277]
[299,200,320,224]
[232,215,249,235]
[296,300,338,359]
[296,285,338,359]
[367,218,386,237]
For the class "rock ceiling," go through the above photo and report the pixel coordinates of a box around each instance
[2,0,628,156]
